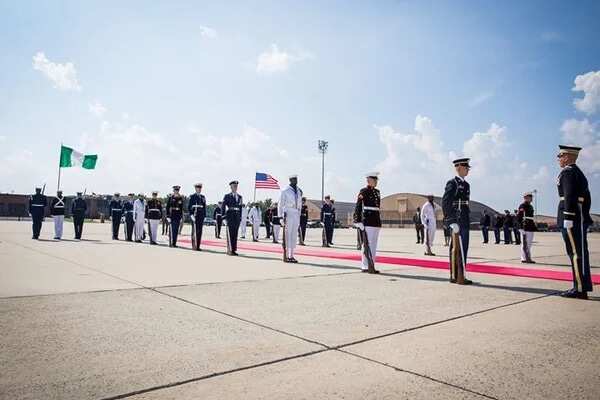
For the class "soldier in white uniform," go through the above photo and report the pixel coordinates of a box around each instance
[279,175,303,263]
[240,204,248,239]
[420,194,437,256]
[50,190,66,240]
[247,203,261,242]
[133,193,146,242]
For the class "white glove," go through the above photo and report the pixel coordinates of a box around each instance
[167,217,171,223]
[353,222,365,231]
[519,229,525,235]
[450,223,460,234]
[563,220,573,229]
[191,215,196,222]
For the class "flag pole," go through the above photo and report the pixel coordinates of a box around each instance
[253,173,257,203]
[57,143,63,191]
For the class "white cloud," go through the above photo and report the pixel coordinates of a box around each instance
[572,70,600,115]
[560,118,596,146]
[462,123,508,178]
[256,44,313,74]
[468,91,495,108]
[32,52,81,91]
[200,25,217,39]
[0,135,6,142]
[88,101,107,117]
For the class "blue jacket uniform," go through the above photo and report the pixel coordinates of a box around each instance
[442,176,471,282]
[222,192,243,253]
[29,193,47,239]
[188,193,207,220]
[71,197,87,239]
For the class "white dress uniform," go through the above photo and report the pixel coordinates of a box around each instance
[51,196,66,239]
[278,182,303,259]
[248,206,261,241]
[133,198,146,241]
[240,205,248,238]
[420,200,437,251]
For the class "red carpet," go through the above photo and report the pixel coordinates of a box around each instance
[180,238,600,284]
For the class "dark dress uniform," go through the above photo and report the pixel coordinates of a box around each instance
[213,205,223,238]
[494,214,503,244]
[480,213,491,243]
[188,192,207,250]
[320,203,335,246]
[108,198,123,239]
[222,192,243,254]
[264,207,272,238]
[145,197,163,244]
[28,190,47,239]
[299,203,309,244]
[503,212,513,244]
[517,201,537,262]
[442,175,471,284]
[353,184,382,273]
[166,194,184,247]
[71,196,87,239]
[413,212,424,243]
[122,199,135,241]
[512,212,521,245]
[558,161,593,297]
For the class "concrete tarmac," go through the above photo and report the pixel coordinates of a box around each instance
[1,220,599,399]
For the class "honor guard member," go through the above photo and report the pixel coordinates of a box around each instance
[166,186,184,247]
[108,193,123,240]
[442,158,473,285]
[264,206,273,239]
[28,187,47,239]
[503,210,513,244]
[512,210,521,245]
[299,197,309,245]
[480,211,491,244]
[248,203,261,242]
[133,193,146,242]
[320,196,335,247]
[213,202,224,238]
[122,194,135,241]
[353,172,382,274]
[556,145,593,299]
[420,195,437,256]
[517,192,537,263]
[222,180,243,255]
[71,192,87,239]
[271,203,281,243]
[494,213,503,244]
[145,191,163,245]
[279,175,303,263]
[50,190,66,240]
[188,183,207,250]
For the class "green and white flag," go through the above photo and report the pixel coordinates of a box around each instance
[59,145,98,169]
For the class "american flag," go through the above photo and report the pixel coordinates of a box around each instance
[255,172,280,189]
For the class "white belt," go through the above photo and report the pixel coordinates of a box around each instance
[192,205,204,208]
[54,205,64,208]
[363,206,379,211]
[31,204,45,207]
[112,208,122,211]
[559,196,584,202]
[215,213,222,216]
[524,216,534,220]
[149,208,160,212]
[323,212,332,215]
[230,207,240,211]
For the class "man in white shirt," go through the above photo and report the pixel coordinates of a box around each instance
[133,194,146,242]
[420,194,437,256]
[279,175,303,263]
[247,203,261,242]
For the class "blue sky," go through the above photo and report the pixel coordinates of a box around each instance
[1,0,599,214]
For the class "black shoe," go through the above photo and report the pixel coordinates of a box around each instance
[560,289,578,298]
[361,269,369,273]
[450,278,457,283]
[290,258,298,263]
[368,269,380,274]
[283,258,290,263]
[577,292,589,300]
[462,279,473,285]
[150,241,157,245]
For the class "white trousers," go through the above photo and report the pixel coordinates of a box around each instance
[240,223,246,238]
[283,211,300,258]
[251,221,260,240]
[424,221,436,248]
[520,230,534,261]
[362,226,380,270]
[272,225,280,242]
[53,215,64,239]
[149,219,159,243]
[134,215,145,241]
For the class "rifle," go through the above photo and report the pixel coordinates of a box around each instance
[282,213,287,262]
[360,228,375,271]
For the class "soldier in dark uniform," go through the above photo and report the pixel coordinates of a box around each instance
[442,158,473,285]
[145,191,163,245]
[71,192,87,240]
[353,172,381,274]
[320,196,334,247]
[222,180,243,255]
[299,197,309,245]
[413,208,425,244]
[122,193,135,241]
[480,210,491,244]
[556,145,593,299]
[108,193,123,240]
[28,187,47,239]
[517,192,537,263]
[264,206,272,239]
[502,210,513,244]
[270,203,280,243]
[166,186,184,247]
[512,209,521,245]
[213,201,223,239]
[330,199,336,245]
[188,183,207,250]
[50,190,66,240]
[494,214,503,244]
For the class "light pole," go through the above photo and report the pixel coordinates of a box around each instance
[318,140,328,202]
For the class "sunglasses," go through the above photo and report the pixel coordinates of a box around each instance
[557,153,567,158]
